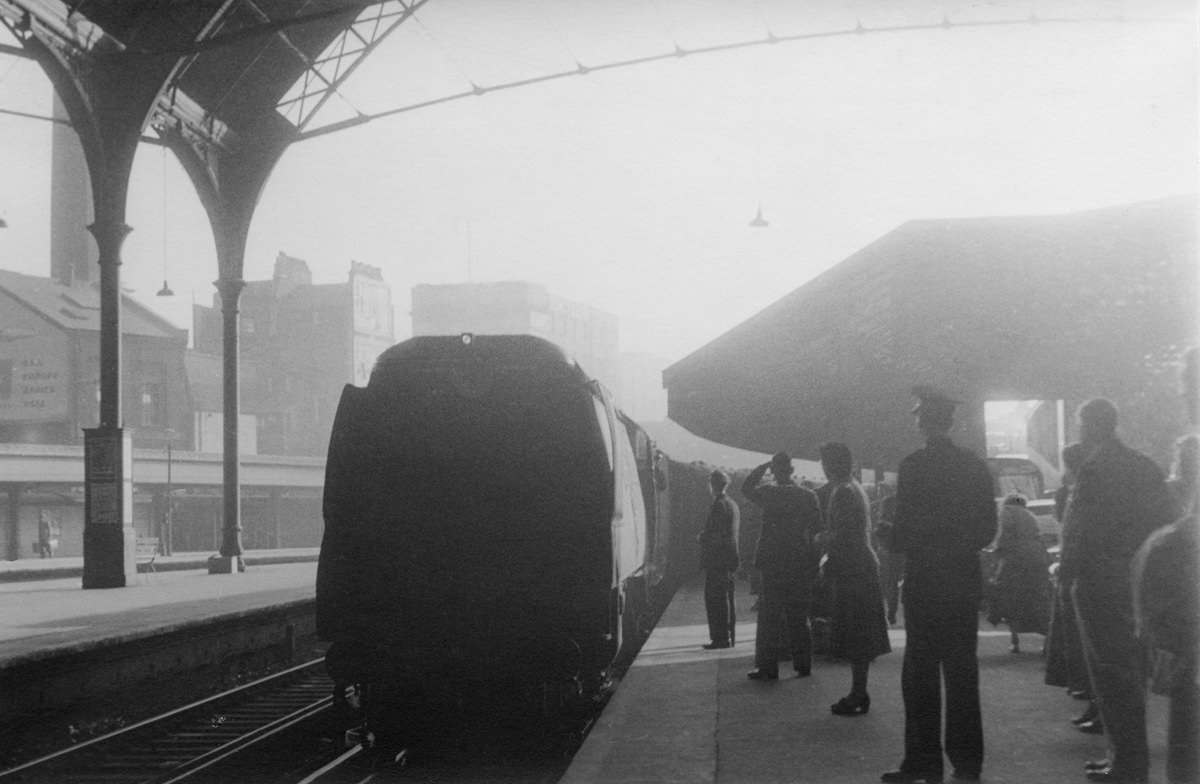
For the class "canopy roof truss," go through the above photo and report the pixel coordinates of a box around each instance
[0,0,427,153]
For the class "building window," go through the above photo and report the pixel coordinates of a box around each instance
[140,383,167,427]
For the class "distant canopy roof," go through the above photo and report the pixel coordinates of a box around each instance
[662,195,1199,468]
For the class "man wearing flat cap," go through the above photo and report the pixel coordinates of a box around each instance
[742,451,824,680]
[882,387,997,784]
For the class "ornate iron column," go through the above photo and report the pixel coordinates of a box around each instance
[6,2,182,587]
[163,129,295,577]
[209,276,247,574]
[82,219,137,587]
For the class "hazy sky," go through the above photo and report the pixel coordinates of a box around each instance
[0,0,1196,364]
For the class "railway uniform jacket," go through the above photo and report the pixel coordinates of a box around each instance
[742,465,823,588]
[891,434,997,604]
[699,493,741,573]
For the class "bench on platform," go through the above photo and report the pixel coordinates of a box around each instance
[135,536,160,574]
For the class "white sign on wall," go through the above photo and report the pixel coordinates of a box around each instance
[0,324,70,422]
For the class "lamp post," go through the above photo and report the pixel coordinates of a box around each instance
[163,428,177,555]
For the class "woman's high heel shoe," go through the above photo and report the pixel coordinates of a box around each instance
[830,693,870,716]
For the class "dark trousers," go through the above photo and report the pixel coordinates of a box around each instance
[754,578,811,676]
[1045,580,1090,692]
[704,569,736,645]
[900,598,984,777]
[1072,579,1149,782]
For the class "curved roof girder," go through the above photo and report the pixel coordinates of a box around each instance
[275,0,429,131]
[0,0,180,224]
[158,119,293,283]
[2,0,425,279]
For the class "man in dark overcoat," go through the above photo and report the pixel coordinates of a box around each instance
[699,470,740,649]
[882,388,997,784]
[1061,398,1174,784]
[742,451,823,680]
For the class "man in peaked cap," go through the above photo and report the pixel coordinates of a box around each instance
[881,387,997,784]
[741,451,824,680]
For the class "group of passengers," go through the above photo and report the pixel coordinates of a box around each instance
[695,347,1198,784]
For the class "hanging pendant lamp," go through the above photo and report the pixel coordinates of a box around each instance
[156,147,173,296]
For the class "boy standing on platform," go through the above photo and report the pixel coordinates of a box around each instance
[699,470,740,650]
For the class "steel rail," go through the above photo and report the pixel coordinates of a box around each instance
[0,657,331,783]
[293,744,367,784]
[154,692,335,784]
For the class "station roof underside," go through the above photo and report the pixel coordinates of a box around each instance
[7,1,417,140]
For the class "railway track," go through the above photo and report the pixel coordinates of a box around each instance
[0,656,597,784]
[0,658,352,784]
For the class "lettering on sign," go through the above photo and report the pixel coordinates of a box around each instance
[0,338,69,421]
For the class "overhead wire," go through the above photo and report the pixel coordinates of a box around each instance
[0,5,1189,140]
[297,8,1191,142]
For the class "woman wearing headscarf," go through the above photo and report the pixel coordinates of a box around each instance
[818,442,891,716]
[987,493,1052,653]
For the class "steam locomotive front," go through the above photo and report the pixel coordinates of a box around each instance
[317,335,621,709]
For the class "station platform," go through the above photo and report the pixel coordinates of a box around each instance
[0,547,319,583]
[0,554,317,668]
[563,577,1177,784]
[0,560,1177,783]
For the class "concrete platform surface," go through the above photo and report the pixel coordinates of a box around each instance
[0,559,317,666]
[564,577,1176,784]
